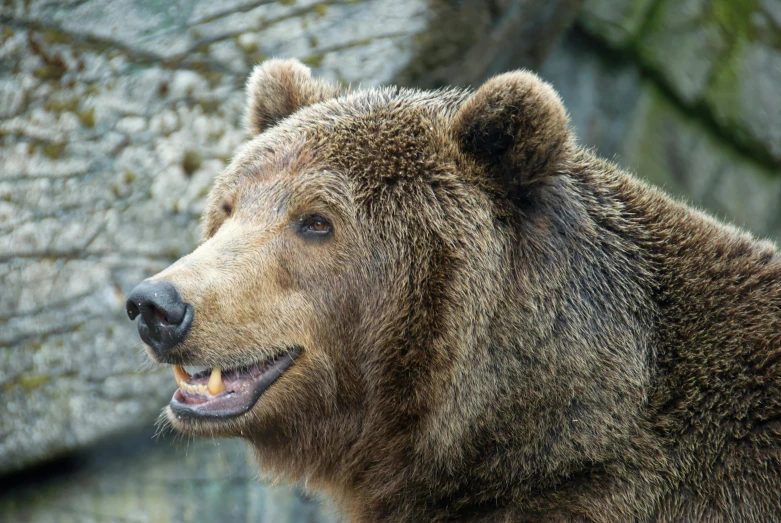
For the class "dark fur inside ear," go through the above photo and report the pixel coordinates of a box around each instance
[244,58,341,135]
[453,71,570,203]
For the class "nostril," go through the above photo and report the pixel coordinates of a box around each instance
[125,280,187,326]
[139,302,160,326]
[144,303,171,326]
[127,300,140,321]
[154,308,169,325]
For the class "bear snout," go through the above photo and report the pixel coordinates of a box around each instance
[126,280,194,361]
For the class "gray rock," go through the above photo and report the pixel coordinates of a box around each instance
[395,0,583,88]
[579,0,781,166]
[540,31,781,243]
[539,30,644,161]
[706,41,781,165]
[620,86,781,240]
[0,433,339,522]
[578,0,655,47]
[637,0,728,104]
[0,0,578,476]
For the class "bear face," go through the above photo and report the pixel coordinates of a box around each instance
[127,59,781,521]
[129,59,654,514]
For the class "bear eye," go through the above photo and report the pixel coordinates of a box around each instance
[297,215,332,239]
[220,197,233,216]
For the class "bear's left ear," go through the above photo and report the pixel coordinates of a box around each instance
[452,71,570,204]
[245,58,342,135]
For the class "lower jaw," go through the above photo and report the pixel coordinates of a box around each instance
[170,348,300,420]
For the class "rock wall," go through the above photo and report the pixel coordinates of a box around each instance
[2,0,779,520]
[543,0,781,242]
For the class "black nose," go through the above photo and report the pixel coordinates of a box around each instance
[126,280,193,359]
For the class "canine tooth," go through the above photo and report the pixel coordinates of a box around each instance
[174,365,191,389]
[208,367,226,396]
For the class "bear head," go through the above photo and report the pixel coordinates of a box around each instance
[128,59,652,515]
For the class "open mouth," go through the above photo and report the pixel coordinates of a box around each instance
[170,347,301,419]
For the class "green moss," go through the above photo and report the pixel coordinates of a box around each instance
[700,0,766,154]
[198,100,221,114]
[42,28,71,45]
[207,127,225,141]
[77,107,95,128]
[308,35,318,48]
[17,374,51,392]
[43,98,79,113]
[162,246,183,259]
[236,35,258,54]
[243,51,268,68]
[42,142,65,159]
[182,150,202,177]
[34,64,66,80]
[711,0,759,41]
[1,26,14,44]
[301,54,324,67]
[313,3,328,17]
[197,186,211,199]
[279,0,295,5]
[203,71,223,88]
[625,86,676,189]
[124,170,137,184]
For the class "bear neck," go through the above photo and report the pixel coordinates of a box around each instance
[331,150,664,520]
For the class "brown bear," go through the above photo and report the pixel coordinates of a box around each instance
[126,59,781,522]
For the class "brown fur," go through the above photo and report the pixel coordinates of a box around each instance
[143,59,781,521]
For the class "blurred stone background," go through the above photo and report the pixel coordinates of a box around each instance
[0,0,778,520]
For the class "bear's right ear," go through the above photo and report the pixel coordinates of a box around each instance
[452,71,570,205]
[245,58,342,135]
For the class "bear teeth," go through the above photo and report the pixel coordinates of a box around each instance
[180,381,208,395]
[174,365,225,396]
[174,365,191,388]
[207,367,225,396]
